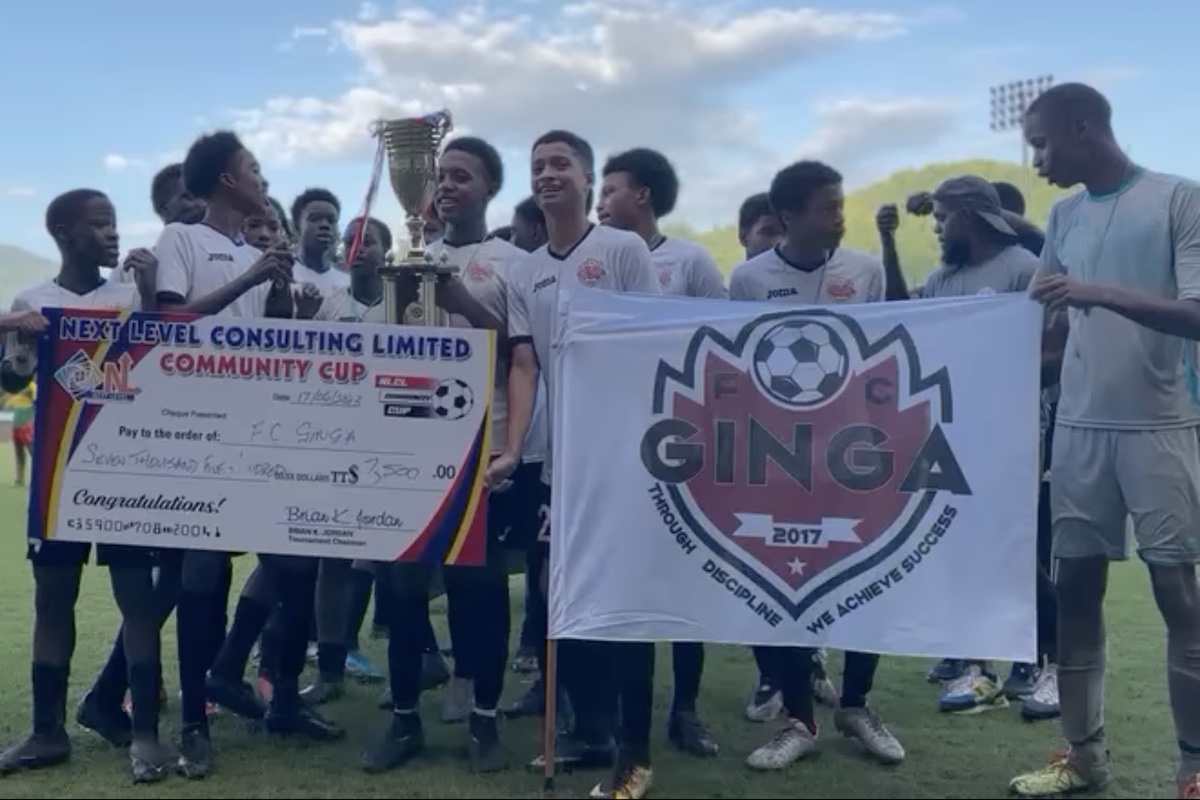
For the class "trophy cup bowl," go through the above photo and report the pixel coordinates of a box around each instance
[372,111,455,326]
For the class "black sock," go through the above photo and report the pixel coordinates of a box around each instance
[671,642,703,714]
[91,629,129,709]
[271,573,317,713]
[204,563,233,673]
[176,591,211,728]
[318,642,348,682]
[129,660,161,738]
[31,662,68,735]
[211,597,270,681]
[345,569,373,652]
[372,579,387,629]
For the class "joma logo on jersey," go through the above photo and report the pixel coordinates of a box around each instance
[765,287,799,300]
[640,310,971,622]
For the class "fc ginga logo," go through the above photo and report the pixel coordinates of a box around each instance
[640,310,972,627]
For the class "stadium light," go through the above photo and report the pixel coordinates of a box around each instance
[989,75,1053,192]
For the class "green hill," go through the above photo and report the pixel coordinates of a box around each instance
[0,244,55,311]
[672,159,1068,284]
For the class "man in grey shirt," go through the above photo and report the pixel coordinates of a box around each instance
[1011,82,1200,799]
[921,176,1039,299]
[917,176,1058,717]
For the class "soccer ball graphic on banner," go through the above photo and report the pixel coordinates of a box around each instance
[432,378,475,420]
[752,319,850,407]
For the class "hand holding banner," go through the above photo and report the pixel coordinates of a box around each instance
[549,290,1042,662]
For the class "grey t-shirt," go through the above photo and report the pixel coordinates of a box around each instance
[1038,169,1200,430]
[507,224,661,482]
[921,244,1039,298]
[728,246,885,304]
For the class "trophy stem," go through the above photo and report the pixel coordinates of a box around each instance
[381,273,405,326]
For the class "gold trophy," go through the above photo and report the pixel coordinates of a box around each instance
[371,111,455,325]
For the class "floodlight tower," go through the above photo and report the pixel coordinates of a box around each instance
[989,75,1054,193]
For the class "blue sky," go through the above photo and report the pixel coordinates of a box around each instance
[0,0,1190,261]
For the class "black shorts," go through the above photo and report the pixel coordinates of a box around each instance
[489,460,550,554]
[26,538,159,569]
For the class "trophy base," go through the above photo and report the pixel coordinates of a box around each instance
[380,258,458,327]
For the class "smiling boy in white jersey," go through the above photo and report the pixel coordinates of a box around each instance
[485,129,660,800]
[597,148,726,301]
[1010,82,1200,800]
[0,189,174,783]
[360,135,520,776]
[726,161,904,773]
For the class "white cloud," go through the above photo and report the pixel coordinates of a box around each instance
[292,25,329,39]
[798,97,960,168]
[3,187,35,198]
[674,96,962,224]
[230,1,961,226]
[103,154,145,172]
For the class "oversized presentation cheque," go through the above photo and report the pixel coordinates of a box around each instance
[27,308,495,566]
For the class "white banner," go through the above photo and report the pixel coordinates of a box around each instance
[549,291,1042,662]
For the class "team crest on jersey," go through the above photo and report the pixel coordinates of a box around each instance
[467,260,493,281]
[640,309,971,621]
[825,276,857,301]
[656,266,673,288]
[576,259,605,286]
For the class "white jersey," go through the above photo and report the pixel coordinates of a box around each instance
[728,245,885,304]
[4,278,141,377]
[107,265,135,284]
[507,224,661,481]
[427,237,526,455]
[313,285,385,323]
[651,237,727,298]
[293,261,350,297]
[154,223,270,319]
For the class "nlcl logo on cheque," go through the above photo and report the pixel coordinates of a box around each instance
[55,350,140,404]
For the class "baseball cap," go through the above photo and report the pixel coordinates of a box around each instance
[931,175,1016,237]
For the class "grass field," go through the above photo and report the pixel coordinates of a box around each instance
[0,454,1180,799]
